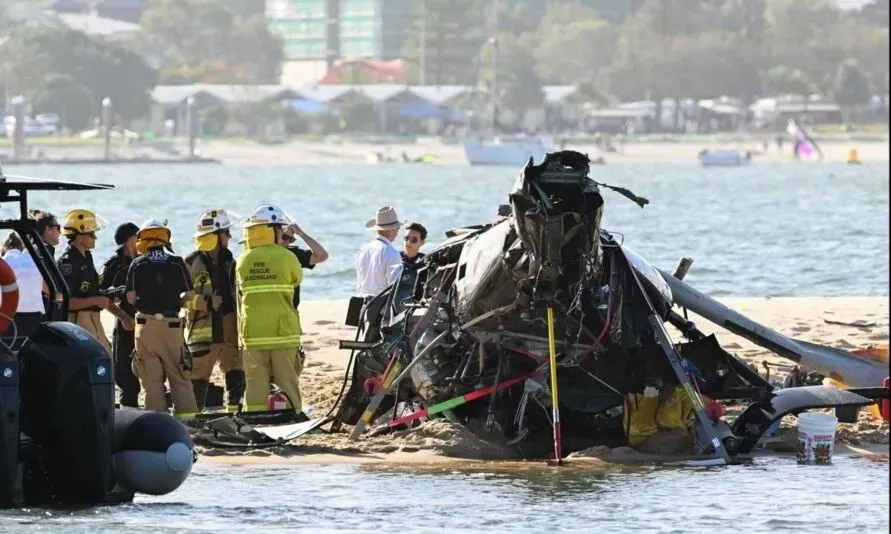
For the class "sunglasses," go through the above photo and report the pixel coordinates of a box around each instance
[282,233,296,243]
[404,236,419,244]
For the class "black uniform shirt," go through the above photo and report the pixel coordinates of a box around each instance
[287,246,315,309]
[213,248,236,315]
[125,247,191,316]
[100,246,136,316]
[57,245,102,311]
[401,251,425,265]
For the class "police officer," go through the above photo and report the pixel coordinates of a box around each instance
[235,205,304,413]
[184,209,244,413]
[99,222,141,408]
[125,219,198,419]
[58,209,132,351]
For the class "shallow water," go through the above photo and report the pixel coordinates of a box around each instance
[2,455,888,533]
[12,161,890,298]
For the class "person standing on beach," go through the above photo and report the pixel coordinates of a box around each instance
[126,219,198,418]
[1,232,45,349]
[355,206,403,300]
[235,205,304,413]
[184,209,245,413]
[99,222,141,408]
[29,210,62,316]
[400,222,427,266]
[277,221,329,312]
[58,209,132,352]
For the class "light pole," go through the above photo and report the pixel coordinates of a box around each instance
[419,0,426,85]
[101,97,112,161]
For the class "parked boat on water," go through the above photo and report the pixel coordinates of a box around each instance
[698,149,753,167]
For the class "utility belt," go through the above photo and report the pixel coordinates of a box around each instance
[135,311,182,328]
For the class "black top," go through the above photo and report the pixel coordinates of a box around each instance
[401,251,425,265]
[287,246,315,309]
[99,246,136,317]
[185,248,236,316]
[57,245,102,311]
[125,247,191,316]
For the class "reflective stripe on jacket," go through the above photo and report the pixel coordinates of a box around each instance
[235,244,303,350]
[183,250,236,355]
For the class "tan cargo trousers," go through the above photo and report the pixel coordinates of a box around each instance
[68,310,111,353]
[132,313,198,419]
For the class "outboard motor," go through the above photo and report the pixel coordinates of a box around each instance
[18,321,115,505]
[0,342,20,508]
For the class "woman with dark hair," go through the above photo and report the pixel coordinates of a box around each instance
[401,222,427,265]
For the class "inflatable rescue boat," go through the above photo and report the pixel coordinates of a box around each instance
[0,171,196,509]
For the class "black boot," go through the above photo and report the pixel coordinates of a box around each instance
[224,370,246,413]
[192,379,210,412]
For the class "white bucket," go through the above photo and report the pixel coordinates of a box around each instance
[796,411,838,465]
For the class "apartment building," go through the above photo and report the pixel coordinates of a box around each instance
[266,0,410,63]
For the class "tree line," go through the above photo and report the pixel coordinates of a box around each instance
[0,0,283,131]
[1,0,887,132]
[401,0,889,112]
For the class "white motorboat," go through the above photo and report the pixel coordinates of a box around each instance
[462,134,554,166]
[698,149,752,167]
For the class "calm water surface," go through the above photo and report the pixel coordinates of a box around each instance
[11,161,890,298]
[2,455,888,533]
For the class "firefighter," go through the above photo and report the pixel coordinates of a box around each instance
[183,209,244,413]
[99,222,141,407]
[235,205,304,413]
[125,219,198,418]
[58,209,132,351]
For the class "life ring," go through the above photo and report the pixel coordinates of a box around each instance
[0,258,20,337]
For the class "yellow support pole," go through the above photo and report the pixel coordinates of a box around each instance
[546,306,563,465]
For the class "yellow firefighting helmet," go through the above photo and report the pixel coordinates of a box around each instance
[136,218,173,254]
[61,209,108,237]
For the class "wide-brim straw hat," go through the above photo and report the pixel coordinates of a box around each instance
[365,206,402,231]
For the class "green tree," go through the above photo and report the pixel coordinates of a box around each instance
[401,0,486,85]
[30,74,95,131]
[477,33,544,126]
[763,66,814,97]
[140,0,283,83]
[1,23,157,124]
[834,59,872,119]
[527,2,617,85]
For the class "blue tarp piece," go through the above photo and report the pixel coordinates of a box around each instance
[395,101,449,118]
[289,99,328,114]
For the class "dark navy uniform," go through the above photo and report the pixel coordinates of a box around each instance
[286,246,315,309]
[126,246,198,416]
[57,245,110,351]
[100,247,139,407]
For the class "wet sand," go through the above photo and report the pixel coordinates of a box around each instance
[100,297,889,466]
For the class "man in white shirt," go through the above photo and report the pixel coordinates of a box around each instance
[354,206,404,299]
[1,231,46,350]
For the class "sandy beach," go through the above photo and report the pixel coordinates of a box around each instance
[193,138,891,166]
[102,296,889,465]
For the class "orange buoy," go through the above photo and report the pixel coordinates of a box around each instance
[0,258,20,336]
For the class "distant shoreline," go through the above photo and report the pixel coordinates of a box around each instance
[3,135,888,166]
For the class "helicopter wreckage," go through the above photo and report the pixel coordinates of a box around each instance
[325,150,888,464]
